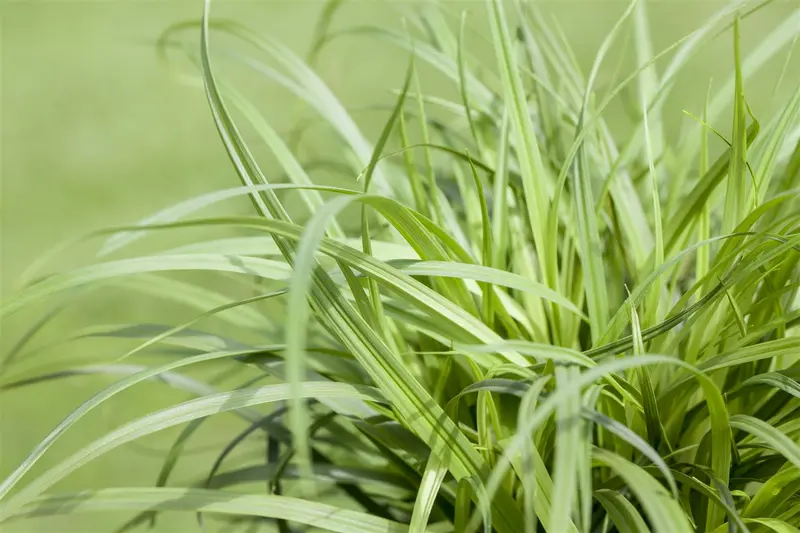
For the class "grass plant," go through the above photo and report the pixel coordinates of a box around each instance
[2,0,800,532]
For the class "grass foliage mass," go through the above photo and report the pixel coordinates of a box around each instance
[2,0,800,532]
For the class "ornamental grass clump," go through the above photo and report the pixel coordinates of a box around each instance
[1,0,799,532]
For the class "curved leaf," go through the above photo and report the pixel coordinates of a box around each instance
[12,488,409,533]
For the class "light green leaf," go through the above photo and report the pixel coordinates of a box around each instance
[0,381,385,520]
[594,489,651,533]
[730,414,800,471]
[2,254,291,319]
[12,488,409,533]
[592,448,692,533]
[409,453,448,533]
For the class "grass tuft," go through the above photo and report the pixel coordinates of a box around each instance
[2,1,800,532]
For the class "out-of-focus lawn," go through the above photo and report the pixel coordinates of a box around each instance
[1,1,798,531]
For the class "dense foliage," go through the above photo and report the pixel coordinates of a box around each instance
[1,0,799,532]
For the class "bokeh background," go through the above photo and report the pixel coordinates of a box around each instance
[2,1,799,531]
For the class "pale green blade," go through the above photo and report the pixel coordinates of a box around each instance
[0,381,384,520]
[408,453,448,533]
[12,488,409,533]
[592,448,692,533]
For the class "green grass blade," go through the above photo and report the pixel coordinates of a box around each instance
[306,0,346,67]
[593,489,651,533]
[582,409,676,497]
[642,89,664,328]
[550,367,582,533]
[746,518,800,533]
[486,0,555,295]
[2,254,292,318]
[630,294,666,451]
[98,183,354,257]
[730,414,800,470]
[723,16,749,235]
[592,448,692,533]
[409,453,447,533]
[570,0,638,341]
[12,488,409,533]
[0,381,384,521]
[490,109,511,272]
[753,83,800,205]
[701,8,800,145]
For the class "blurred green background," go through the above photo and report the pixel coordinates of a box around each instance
[2,1,799,531]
